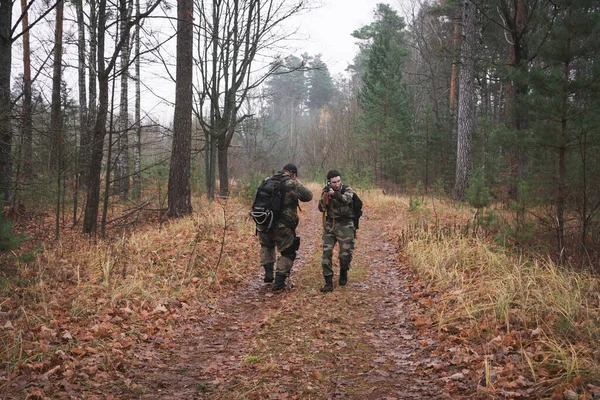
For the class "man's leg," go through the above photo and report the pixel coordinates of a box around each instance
[321,222,337,292]
[272,227,295,291]
[337,220,356,286]
[258,232,276,283]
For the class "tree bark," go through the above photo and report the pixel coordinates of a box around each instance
[21,0,32,179]
[83,0,109,234]
[449,9,460,115]
[0,0,12,205]
[49,0,64,171]
[82,0,160,233]
[453,0,476,201]
[132,0,141,199]
[167,0,193,217]
[88,0,98,150]
[74,0,88,224]
[117,0,132,201]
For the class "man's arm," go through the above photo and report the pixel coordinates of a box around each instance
[331,186,353,205]
[293,181,313,202]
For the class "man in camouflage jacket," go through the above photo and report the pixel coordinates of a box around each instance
[318,169,356,292]
[258,163,313,291]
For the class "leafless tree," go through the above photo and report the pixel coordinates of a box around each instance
[195,0,308,198]
[116,0,133,202]
[83,0,161,234]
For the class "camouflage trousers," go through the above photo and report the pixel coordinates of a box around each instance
[321,218,355,277]
[258,225,295,277]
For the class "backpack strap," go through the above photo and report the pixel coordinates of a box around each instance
[276,174,292,220]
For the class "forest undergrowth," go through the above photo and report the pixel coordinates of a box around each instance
[0,184,599,399]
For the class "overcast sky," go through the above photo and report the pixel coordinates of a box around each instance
[289,0,415,77]
[10,0,417,123]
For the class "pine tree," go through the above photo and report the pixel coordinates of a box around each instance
[352,4,411,185]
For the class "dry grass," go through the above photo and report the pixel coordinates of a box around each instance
[3,186,600,396]
[360,189,600,391]
[0,196,257,373]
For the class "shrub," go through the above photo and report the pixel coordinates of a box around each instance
[0,213,24,252]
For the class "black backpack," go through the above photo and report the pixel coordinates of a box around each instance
[341,185,363,230]
[250,174,290,232]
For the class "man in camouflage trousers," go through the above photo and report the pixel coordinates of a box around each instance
[318,170,356,292]
[258,163,313,291]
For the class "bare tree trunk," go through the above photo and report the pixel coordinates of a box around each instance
[218,135,228,197]
[83,0,109,235]
[50,0,64,238]
[74,0,88,225]
[101,64,118,236]
[49,0,64,171]
[205,132,217,200]
[453,0,475,201]
[82,0,160,233]
[132,0,141,199]
[449,9,460,115]
[21,0,32,179]
[557,22,572,265]
[502,0,529,204]
[116,0,132,202]
[0,0,12,206]
[167,0,193,217]
[88,0,98,150]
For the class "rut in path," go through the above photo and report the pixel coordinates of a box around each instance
[132,195,472,399]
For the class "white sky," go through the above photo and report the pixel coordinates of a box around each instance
[289,0,410,77]
[11,0,418,123]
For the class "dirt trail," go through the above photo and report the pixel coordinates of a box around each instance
[130,194,475,399]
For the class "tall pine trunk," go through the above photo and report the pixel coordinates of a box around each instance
[49,0,64,171]
[167,0,193,217]
[0,0,12,205]
[21,0,32,179]
[453,0,476,201]
[88,0,98,151]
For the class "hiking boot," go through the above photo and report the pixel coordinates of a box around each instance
[272,273,287,291]
[320,275,334,293]
[339,269,348,286]
[263,263,274,283]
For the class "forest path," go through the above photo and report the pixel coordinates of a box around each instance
[131,190,475,399]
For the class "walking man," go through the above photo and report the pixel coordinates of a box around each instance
[254,164,313,291]
[318,170,357,292]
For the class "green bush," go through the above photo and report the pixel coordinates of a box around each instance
[236,173,266,201]
[466,169,493,210]
[0,215,24,252]
[408,195,422,212]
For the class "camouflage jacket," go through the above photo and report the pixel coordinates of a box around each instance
[275,172,313,229]
[318,185,355,220]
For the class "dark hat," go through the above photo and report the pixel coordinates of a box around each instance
[282,163,298,175]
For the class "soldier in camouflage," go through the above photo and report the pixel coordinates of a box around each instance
[318,170,356,292]
[258,163,313,291]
